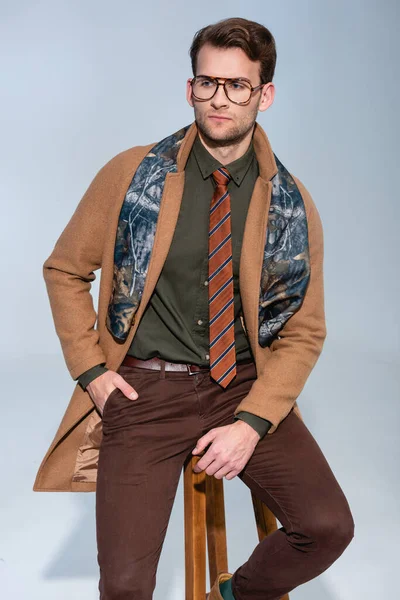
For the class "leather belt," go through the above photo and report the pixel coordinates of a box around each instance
[121,355,211,375]
[121,355,254,375]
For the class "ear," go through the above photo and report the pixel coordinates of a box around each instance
[186,78,195,108]
[258,82,275,113]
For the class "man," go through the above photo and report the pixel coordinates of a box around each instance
[34,16,355,600]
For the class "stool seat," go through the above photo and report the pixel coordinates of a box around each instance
[183,452,290,600]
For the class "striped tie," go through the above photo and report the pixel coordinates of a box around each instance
[208,167,237,388]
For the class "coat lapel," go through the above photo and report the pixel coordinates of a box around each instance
[132,170,186,324]
[239,176,272,361]
[239,121,278,359]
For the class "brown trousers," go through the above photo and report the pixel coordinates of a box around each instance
[96,360,354,600]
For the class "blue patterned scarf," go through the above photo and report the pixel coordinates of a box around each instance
[106,124,310,346]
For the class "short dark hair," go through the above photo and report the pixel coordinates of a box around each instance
[189,17,277,84]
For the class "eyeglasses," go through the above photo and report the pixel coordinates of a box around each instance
[190,75,265,106]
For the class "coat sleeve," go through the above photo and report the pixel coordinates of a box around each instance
[42,152,128,381]
[233,175,327,434]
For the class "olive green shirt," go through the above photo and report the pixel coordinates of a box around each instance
[77,132,272,438]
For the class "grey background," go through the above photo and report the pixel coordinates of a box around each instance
[1,1,399,599]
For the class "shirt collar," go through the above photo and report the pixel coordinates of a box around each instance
[191,132,256,186]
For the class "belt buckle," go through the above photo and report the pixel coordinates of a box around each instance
[187,364,199,376]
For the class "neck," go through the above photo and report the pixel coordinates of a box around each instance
[197,124,255,165]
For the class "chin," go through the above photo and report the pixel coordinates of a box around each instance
[198,120,234,142]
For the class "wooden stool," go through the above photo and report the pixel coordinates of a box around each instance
[183,452,290,600]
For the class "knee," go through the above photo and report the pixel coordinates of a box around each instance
[312,506,355,554]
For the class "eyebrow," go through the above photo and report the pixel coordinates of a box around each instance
[196,74,252,83]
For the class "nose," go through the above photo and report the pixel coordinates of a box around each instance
[211,83,229,108]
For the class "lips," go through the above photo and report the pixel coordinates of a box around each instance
[209,115,230,120]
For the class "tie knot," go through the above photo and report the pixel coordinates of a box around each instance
[211,167,231,187]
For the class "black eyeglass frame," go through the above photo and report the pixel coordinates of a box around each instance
[190,75,265,106]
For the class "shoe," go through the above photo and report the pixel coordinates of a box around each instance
[206,571,233,600]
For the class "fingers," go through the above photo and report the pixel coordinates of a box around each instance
[116,374,139,400]
[192,429,216,454]
[87,371,140,417]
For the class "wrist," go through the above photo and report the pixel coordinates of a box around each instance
[234,418,261,441]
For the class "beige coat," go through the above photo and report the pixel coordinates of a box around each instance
[33,121,326,492]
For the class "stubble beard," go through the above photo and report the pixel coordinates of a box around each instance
[194,104,259,148]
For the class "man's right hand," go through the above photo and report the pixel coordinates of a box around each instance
[87,370,139,416]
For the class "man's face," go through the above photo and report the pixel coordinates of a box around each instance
[186,43,274,146]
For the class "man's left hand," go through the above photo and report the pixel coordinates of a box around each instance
[191,421,260,480]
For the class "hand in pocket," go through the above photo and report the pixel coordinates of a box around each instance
[86,370,139,416]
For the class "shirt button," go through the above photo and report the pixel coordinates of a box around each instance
[204,280,209,286]
[205,354,210,360]
[197,319,203,325]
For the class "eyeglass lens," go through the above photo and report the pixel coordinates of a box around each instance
[192,76,252,103]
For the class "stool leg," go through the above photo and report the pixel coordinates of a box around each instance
[184,453,207,600]
[206,475,229,585]
[251,491,290,600]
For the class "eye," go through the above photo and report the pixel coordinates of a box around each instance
[197,77,214,87]
[229,81,246,90]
